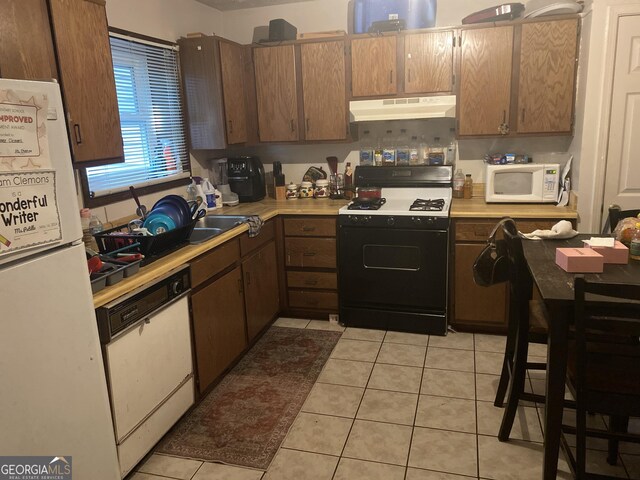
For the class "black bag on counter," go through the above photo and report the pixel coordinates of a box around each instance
[472,218,513,287]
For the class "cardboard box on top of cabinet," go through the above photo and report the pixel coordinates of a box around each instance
[555,248,604,273]
[583,240,629,264]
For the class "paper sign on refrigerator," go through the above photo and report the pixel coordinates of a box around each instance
[0,171,62,254]
[0,88,51,170]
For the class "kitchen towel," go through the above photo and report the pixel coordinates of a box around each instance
[247,215,264,238]
[522,220,578,240]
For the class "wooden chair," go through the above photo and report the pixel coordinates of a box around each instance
[608,205,640,232]
[494,218,551,441]
[561,277,640,479]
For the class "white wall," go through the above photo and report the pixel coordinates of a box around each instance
[106,0,223,41]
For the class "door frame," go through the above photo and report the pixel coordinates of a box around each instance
[575,1,640,231]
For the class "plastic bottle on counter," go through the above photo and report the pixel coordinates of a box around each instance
[453,169,465,198]
[463,174,473,199]
[630,224,640,261]
[396,129,410,165]
[89,214,103,235]
[359,130,374,166]
[409,136,420,165]
[446,140,457,165]
[382,130,396,166]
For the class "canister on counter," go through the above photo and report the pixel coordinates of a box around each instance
[314,179,329,199]
[299,181,313,199]
[286,183,299,200]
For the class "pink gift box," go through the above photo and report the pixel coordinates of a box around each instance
[555,248,604,273]
[582,240,629,264]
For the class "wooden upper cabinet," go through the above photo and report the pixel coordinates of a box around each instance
[300,40,347,141]
[253,45,298,142]
[351,36,397,97]
[48,0,123,164]
[0,0,58,80]
[179,36,248,149]
[404,31,454,94]
[515,19,578,134]
[219,41,248,144]
[459,26,514,136]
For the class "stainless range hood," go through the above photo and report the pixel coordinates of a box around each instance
[349,95,456,122]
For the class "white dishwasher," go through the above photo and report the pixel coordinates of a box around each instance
[96,266,194,478]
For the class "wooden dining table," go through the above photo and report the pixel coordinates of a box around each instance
[521,234,640,480]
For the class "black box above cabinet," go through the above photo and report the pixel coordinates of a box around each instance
[268,19,297,41]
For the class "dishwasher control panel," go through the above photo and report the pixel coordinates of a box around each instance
[96,266,190,343]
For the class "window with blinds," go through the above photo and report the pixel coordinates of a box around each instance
[85,33,189,197]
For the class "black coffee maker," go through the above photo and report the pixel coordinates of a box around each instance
[227,156,266,202]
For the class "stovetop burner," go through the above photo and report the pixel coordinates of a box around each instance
[409,198,445,211]
[347,197,387,210]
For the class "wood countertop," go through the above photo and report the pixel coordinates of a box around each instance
[450,197,578,219]
[93,197,577,308]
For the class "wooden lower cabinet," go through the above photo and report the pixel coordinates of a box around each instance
[451,218,559,333]
[454,242,508,330]
[243,241,279,341]
[191,266,247,394]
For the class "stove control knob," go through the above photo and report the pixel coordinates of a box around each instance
[387,217,395,226]
[412,217,423,226]
[425,217,436,225]
[361,216,371,225]
[350,215,359,224]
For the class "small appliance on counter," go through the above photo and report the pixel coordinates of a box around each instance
[228,156,266,203]
[210,158,239,206]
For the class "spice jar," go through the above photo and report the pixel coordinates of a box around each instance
[299,181,313,199]
[463,174,473,199]
[286,183,299,200]
[314,179,329,199]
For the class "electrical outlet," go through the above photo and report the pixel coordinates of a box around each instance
[329,314,339,325]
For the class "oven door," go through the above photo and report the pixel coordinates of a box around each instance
[338,226,448,312]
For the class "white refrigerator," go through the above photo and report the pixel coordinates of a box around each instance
[0,79,120,480]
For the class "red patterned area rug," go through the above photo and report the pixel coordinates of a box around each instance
[155,326,341,470]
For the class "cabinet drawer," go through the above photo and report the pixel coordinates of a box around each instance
[285,237,336,268]
[287,271,337,290]
[288,290,338,310]
[455,219,559,241]
[190,239,240,288]
[239,219,275,257]
[455,220,497,241]
[284,217,336,237]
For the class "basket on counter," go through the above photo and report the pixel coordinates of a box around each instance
[93,219,197,263]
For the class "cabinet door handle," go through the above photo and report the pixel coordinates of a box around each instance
[408,69,411,83]
[237,278,243,294]
[502,110,506,124]
[302,226,315,232]
[246,271,251,285]
[521,109,526,124]
[389,70,393,84]
[228,119,233,133]
[306,118,310,132]
[303,251,317,257]
[74,124,83,144]
[304,279,318,286]
[290,119,295,132]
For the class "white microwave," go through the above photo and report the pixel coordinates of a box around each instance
[485,163,560,203]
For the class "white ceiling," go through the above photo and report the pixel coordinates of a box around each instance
[195,0,314,11]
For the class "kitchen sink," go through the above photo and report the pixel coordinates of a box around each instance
[189,215,250,244]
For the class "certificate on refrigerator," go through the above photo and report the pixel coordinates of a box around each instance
[0,88,51,171]
[0,171,62,255]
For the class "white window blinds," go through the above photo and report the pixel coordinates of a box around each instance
[85,33,189,197]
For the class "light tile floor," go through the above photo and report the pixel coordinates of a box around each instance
[131,320,640,480]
